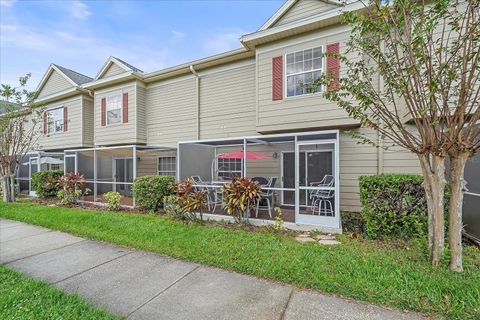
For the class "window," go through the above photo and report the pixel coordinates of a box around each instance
[47,107,64,134]
[158,156,176,176]
[49,163,61,170]
[106,94,121,125]
[217,158,242,180]
[286,46,323,97]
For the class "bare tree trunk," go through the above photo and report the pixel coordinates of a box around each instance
[2,175,14,203]
[419,154,446,267]
[448,152,469,272]
[9,174,16,203]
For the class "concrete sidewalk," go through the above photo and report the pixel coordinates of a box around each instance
[0,218,428,320]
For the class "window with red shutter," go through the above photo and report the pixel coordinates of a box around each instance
[326,43,340,92]
[63,107,68,132]
[101,97,106,126]
[272,56,283,101]
[122,92,128,123]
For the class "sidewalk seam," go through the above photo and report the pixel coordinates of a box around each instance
[3,239,86,264]
[280,288,295,320]
[1,230,53,243]
[53,251,133,285]
[126,265,201,318]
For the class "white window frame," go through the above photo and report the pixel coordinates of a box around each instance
[106,92,122,125]
[157,156,176,176]
[284,45,324,98]
[46,106,64,134]
[217,158,242,179]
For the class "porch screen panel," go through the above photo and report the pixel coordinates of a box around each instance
[298,143,336,217]
[245,140,296,223]
[178,144,215,181]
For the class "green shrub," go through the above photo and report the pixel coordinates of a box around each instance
[359,174,427,239]
[31,170,63,198]
[103,191,122,211]
[341,211,364,233]
[57,173,90,205]
[132,175,175,211]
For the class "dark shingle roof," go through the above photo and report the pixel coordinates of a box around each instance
[53,64,93,85]
[113,57,143,73]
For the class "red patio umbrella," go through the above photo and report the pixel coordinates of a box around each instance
[216,150,271,160]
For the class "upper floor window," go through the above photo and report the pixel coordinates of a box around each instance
[106,94,122,125]
[217,158,242,180]
[158,156,176,176]
[286,46,323,97]
[47,107,64,134]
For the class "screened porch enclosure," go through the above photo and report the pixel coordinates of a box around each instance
[64,145,176,206]
[178,130,340,230]
[16,152,64,196]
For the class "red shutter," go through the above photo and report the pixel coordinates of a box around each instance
[122,92,128,123]
[63,107,68,132]
[43,112,47,135]
[101,97,106,126]
[326,43,340,92]
[272,56,283,101]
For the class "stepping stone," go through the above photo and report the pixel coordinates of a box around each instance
[315,234,336,241]
[295,236,316,243]
[318,239,341,245]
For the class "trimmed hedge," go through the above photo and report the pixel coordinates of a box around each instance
[359,174,427,239]
[132,175,175,211]
[31,170,64,198]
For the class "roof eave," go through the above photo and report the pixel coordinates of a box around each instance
[242,1,365,49]
[142,48,253,83]
[83,72,141,90]
[33,87,88,105]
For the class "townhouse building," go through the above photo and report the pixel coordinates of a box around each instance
[17,0,424,232]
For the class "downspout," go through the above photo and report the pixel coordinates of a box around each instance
[190,65,200,140]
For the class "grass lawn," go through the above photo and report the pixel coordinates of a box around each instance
[1,202,479,320]
[0,265,119,320]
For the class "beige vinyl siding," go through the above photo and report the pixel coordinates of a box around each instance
[38,96,85,151]
[146,77,197,148]
[37,70,73,98]
[137,158,157,176]
[199,62,257,139]
[94,82,138,146]
[339,128,379,212]
[100,63,126,79]
[82,98,94,146]
[137,150,177,177]
[274,0,338,27]
[136,83,147,143]
[256,26,359,133]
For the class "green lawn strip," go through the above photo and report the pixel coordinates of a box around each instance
[0,265,120,320]
[1,202,479,320]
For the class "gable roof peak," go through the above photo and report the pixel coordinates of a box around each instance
[112,56,143,73]
[258,0,343,31]
[52,64,93,85]
[95,56,144,80]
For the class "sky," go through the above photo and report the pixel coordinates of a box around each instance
[0,0,283,90]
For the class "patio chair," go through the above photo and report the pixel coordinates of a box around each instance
[251,176,269,186]
[309,175,335,216]
[255,177,277,218]
[190,175,218,212]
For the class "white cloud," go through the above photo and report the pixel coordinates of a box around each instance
[171,30,186,40]
[0,0,16,7]
[62,0,91,20]
[203,29,245,54]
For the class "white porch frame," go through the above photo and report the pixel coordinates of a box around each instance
[64,145,173,206]
[177,129,341,231]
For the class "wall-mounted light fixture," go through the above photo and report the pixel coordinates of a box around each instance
[272,152,278,159]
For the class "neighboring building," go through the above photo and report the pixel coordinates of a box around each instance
[18,0,422,232]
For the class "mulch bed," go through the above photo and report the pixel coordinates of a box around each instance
[23,197,298,237]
